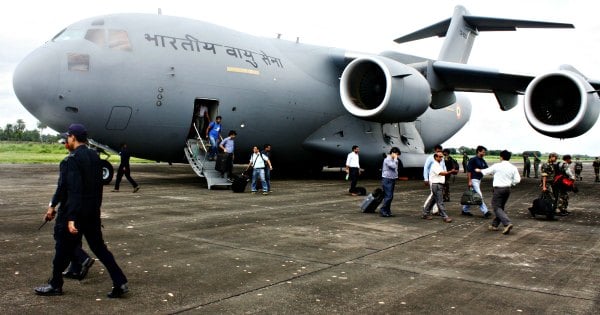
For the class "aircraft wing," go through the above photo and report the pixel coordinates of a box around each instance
[432,61,600,94]
[431,61,534,94]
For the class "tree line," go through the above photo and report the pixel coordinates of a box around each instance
[0,119,60,142]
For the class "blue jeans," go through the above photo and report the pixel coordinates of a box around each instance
[252,168,268,192]
[462,179,489,214]
[380,178,396,215]
[208,136,218,159]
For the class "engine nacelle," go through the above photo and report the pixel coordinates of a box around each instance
[524,70,600,138]
[340,56,431,123]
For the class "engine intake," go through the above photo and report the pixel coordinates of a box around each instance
[524,70,600,138]
[340,56,431,123]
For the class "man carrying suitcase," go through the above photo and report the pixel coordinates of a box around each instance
[379,147,401,217]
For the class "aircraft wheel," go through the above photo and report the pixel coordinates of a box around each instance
[101,160,114,185]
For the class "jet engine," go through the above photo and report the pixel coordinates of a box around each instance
[340,56,431,123]
[524,70,600,138]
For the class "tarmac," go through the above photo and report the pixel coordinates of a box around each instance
[0,162,599,314]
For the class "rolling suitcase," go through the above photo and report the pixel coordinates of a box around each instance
[360,188,384,213]
[232,174,249,193]
[215,153,228,172]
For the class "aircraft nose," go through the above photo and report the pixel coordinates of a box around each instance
[13,46,60,120]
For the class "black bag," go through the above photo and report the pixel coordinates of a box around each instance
[361,188,384,213]
[231,174,249,193]
[215,153,228,172]
[528,193,555,220]
[460,188,483,205]
[350,186,367,196]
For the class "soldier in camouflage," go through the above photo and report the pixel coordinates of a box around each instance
[540,152,570,216]
[593,157,600,182]
[574,157,583,181]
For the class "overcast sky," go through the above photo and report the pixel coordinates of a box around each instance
[2,0,599,155]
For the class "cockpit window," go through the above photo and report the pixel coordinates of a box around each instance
[85,29,105,46]
[108,30,132,51]
[51,27,132,51]
[52,29,86,42]
[68,53,89,72]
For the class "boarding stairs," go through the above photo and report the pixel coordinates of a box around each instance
[184,124,232,189]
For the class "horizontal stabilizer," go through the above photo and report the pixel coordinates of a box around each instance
[394,16,573,44]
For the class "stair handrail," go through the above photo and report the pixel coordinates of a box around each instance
[193,123,209,156]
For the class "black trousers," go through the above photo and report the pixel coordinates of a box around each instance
[50,218,127,289]
[348,167,359,193]
[114,166,138,190]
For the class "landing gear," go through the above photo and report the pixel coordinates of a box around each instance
[100,159,114,185]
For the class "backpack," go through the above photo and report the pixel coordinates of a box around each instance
[552,162,575,191]
[451,157,460,172]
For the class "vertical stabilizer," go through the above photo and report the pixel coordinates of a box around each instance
[393,5,574,64]
[437,6,476,63]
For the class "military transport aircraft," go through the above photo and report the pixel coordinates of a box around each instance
[12,5,600,187]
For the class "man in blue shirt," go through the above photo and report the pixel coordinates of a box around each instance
[206,116,222,160]
[379,147,401,217]
[463,145,491,218]
[218,130,237,180]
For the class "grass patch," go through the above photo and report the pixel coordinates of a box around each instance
[0,141,152,164]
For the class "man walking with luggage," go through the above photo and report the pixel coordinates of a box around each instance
[345,145,361,196]
[422,152,457,223]
[218,130,237,180]
[379,147,401,217]
[463,145,492,218]
[248,146,272,195]
[475,150,521,235]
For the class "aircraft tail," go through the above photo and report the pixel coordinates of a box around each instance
[394,5,573,63]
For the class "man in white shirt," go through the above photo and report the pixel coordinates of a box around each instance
[248,146,272,195]
[475,150,521,235]
[422,145,444,214]
[345,145,361,195]
[422,152,457,223]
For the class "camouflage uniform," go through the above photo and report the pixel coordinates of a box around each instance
[555,162,574,213]
[574,159,583,181]
[540,159,569,214]
[540,160,556,202]
[593,157,600,182]
[533,154,541,178]
[523,154,531,178]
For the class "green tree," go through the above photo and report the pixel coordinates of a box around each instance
[37,121,47,142]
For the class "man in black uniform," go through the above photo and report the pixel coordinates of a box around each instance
[45,138,95,280]
[112,143,140,193]
[35,123,129,298]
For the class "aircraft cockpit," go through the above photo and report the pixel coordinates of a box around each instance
[50,22,132,72]
[52,23,132,52]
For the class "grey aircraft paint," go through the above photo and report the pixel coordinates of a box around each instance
[13,5,600,176]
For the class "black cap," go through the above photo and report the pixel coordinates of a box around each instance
[61,123,88,140]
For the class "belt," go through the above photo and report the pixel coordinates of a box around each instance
[493,186,510,189]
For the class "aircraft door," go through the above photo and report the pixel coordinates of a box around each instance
[189,98,219,139]
[105,106,132,130]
